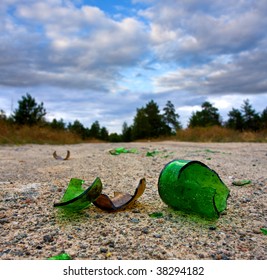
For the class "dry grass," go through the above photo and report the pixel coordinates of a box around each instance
[1,121,267,144]
[0,120,82,144]
[175,126,267,142]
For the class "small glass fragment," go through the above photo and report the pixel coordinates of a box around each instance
[158,160,230,219]
[109,147,138,155]
[232,180,251,186]
[53,150,70,160]
[260,228,267,235]
[204,149,220,153]
[149,212,163,218]
[47,253,71,260]
[146,150,160,157]
[93,178,146,211]
[54,177,102,211]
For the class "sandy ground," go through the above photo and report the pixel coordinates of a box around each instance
[0,141,266,260]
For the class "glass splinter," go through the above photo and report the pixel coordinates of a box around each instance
[232,180,251,186]
[109,147,138,155]
[93,178,146,211]
[53,150,70,160]
[54,177,102,211]
[47,253,72,260]
[158,160,230,219]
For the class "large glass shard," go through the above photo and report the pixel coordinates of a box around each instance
[158,160,230,219]
[53,150,70,160]
[93,178,146,211]
[54,177,102,211]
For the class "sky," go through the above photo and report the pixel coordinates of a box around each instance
[1,0,267,133]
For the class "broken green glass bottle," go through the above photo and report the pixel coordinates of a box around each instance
[54,177,102,211]
[158,160,230,219]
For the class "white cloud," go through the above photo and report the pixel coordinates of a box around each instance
[0,1,149,90]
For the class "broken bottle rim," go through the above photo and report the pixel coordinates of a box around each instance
[158,159,230,219]
[93,178,146,211]
[53,150,70,160]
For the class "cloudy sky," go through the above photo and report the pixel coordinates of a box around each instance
[1,0,267,133]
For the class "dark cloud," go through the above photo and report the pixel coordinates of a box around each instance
[155,48,267,96]
[140,0,267,63]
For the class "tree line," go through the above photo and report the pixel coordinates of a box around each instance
[1,93,266,142]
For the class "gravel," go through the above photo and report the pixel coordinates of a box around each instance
[0,141,266,260]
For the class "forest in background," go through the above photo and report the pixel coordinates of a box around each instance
[0,93,267,144]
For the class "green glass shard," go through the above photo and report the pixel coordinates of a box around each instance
[54,177,102,211]
[109,147,138,155]
[158,160,230,219]
[48,253,71,260]
[149,212,164,218]
[204,149,220,153]
[146,150,174,158]
[146,150,160,157]
[260,228,267,235]
[232,180,251,186]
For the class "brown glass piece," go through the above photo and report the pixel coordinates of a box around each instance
[93,178,146,211]
[53,150,70,160]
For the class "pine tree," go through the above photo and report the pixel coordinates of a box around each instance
[261,107,267,130]
[13,93,46,125]
[226,108,244,131]
[121,122,132,142]
[163,100,182,134]
[241,99,261,131]
[90,121,101,138]
[68,120,86,138]
[132,100,166,139]
[132,107,150,139]
[189,101,222,127]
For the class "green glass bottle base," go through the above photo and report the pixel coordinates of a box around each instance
[158,160,230,219]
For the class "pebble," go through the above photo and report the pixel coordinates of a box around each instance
[43,235,54,243]
[100,248,108,253]
[0,218,9,224]
[209,226,216,231]
[142,228,149,234]
[130,218,139,223]
[108,241,115,248]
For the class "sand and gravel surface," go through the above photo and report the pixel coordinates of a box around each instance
[0,141,266,260]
